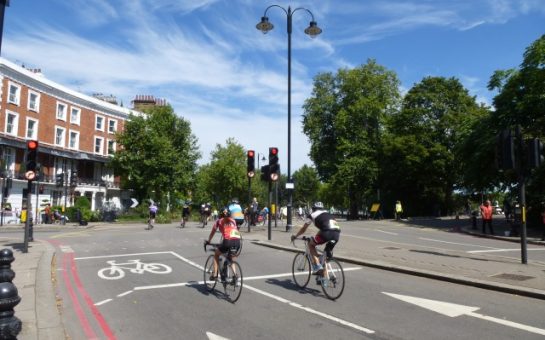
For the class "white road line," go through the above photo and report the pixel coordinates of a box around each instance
[468,248,545,254]
[117,291,133,297]
[75,251,172,260]
[94,299,112,306]
[375,229,398,235]
[245,285,375,334]
[419,238,499,249]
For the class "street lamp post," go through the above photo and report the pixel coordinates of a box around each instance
[256,5,322,232]
[257,153,267,169]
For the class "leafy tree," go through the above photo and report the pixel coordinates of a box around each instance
[303,60,401,218]
[487,34,545,226]
[292,165,321,208]
[194,138,248,208]
[109,105,200,204]
[382,77,487,216]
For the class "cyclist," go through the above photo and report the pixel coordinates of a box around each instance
[146,201,158,230]
[180,200,191,228]
[200,202,212,226]
[205,207,241,281]
[290,202,340,275]
[228,198,244,229]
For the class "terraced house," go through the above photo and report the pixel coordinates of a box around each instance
[0,57,145,220]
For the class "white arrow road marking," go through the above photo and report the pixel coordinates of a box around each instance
[384,292,545,336]
[206,331,230,340]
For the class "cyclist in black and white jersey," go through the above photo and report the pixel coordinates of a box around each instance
[291,202,341,275]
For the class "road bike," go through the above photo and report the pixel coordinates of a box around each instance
[203,241,243,303]
[291,236,345,300]
[98,259,172,280]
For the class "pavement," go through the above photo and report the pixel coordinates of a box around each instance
[0,216,543,339]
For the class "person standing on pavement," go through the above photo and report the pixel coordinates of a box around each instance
[251,197,258,226]
[395,200,403,220]
[480,200,494,235]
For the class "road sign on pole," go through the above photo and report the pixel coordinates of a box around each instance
[130,198,139,208]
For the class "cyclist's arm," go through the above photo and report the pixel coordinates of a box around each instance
[207,221,219,243]
[292,222,311,239]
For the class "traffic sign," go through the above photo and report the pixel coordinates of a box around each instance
[131,198,139,208]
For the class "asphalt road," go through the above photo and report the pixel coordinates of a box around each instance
[37,221,545,340]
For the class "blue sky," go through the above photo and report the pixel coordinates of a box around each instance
[3,0,544,172]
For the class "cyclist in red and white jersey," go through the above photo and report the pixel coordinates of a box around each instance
[205,207,241,280]
[291,202,341,274]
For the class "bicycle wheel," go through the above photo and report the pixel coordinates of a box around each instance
[223,261,243,303]
[203,255,217,291]
[292,253,311,288]
[321,258,345,300]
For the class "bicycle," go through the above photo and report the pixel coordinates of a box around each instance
[291,236,345,300]
[203,241,243,303]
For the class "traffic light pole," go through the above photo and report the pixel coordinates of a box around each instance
[268,180,272,241]
[23,180,33,253]
[515,126,528,264]
[247,177,251,233]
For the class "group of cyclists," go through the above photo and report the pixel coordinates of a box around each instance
[148,197,342,292]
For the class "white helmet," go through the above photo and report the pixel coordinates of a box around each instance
[312,202,324,210]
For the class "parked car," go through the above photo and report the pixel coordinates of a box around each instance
[1,211,19,224]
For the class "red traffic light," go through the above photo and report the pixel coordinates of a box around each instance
[270,147,278,156]
[27,140,39,150]
[248,150,255,157]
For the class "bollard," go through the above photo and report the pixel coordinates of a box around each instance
[0,249,21,339]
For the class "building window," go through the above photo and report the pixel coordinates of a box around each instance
[70,107,81,125]
[69,131,80,150]
[8,83,21,105]
[1,148,15,176]
[107,139,116,155]
[28,91,40,112]
[108,119,117,134]
[94,137,104,154]
[55,127,66,146]
[95,115,105,131]
[5,112,18,136]
[56,102,67,121]
[26,118,38,139]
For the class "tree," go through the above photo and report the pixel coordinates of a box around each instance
[292,165,321,208]
[487,34,545,226]
[382,77,487,216]
[303,60,401,218]
[194,138,248,208]
[109,105,200,205]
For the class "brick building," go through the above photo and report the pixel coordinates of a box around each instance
[0,57,144,221]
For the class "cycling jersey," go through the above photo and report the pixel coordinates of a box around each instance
[212,217,241,240]
[305,210,340,232]
[228,203,244,224]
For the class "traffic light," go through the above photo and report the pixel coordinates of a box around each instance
[70,170,78,186]
[247,150,255,178]
[260,165,270,182]
[526,138,544,169]
[268,147,279,181]
[496,130,515,170]
[25,140,39,181]
[56,173,64,187]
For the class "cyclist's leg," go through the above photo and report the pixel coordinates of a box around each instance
[212,248,221,278]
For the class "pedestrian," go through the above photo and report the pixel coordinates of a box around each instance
[251,197,258,226]
[147,201,158,230]
[44,203,51,224]
[465,200,471,216]
[395,200,403,220]
[503,200,512,221]
[480,200,494,235]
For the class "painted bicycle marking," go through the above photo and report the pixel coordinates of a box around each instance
[98,259,172,280]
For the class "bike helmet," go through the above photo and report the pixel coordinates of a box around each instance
[221,207,231,218]
[231,198,239,204]
[312,202,324,211]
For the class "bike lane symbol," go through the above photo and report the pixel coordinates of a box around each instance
[98,259,172,280]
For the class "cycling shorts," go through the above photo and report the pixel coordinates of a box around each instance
[182,208,190,217]
[219,239,241,254]
[313,229,340,245]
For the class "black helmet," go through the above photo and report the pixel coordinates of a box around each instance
[221,207,231,218]
[312,202,324,211]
